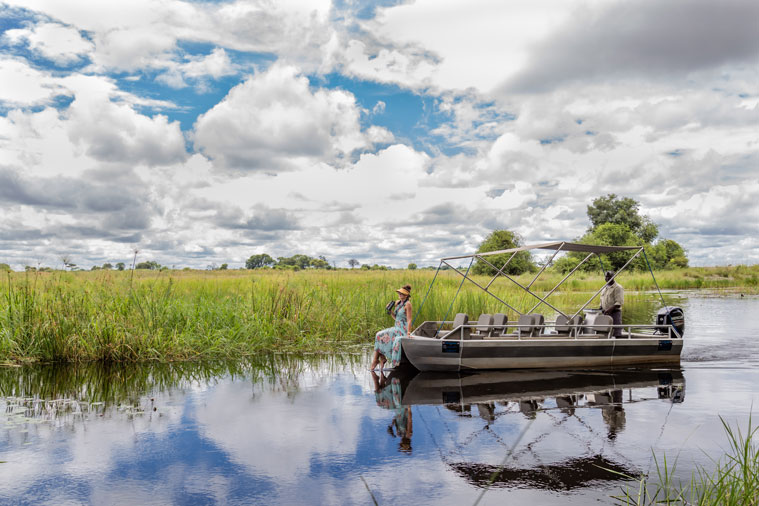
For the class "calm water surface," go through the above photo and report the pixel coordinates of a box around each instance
[1,293,757,505]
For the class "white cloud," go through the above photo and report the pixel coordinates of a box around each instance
[193,64,373,171]
[0,58,69,106]
[4,22,93,65]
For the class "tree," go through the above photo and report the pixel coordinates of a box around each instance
[219,263,228,270]
[310,257,330,269]
[587,194,658,243]
[277,254,312,270]
[648,239,689,269]
[135,261,161,270]
[102,263,113,270]
[407,263,417,270]
[245,253,275,269]
[348,259,359,269]
[116,262,126,271]
[472,230,536,276]
[554,195,688,273]
[0,263,10,272]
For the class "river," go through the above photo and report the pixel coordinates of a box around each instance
[1,292,757,504]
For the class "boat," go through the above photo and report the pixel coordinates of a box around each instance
[401,241,685,372]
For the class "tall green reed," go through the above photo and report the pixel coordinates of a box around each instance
[610,415,758,505]
[0,265,753,363]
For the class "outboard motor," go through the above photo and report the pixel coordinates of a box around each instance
[655,307,685,337]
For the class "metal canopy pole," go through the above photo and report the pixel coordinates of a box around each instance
[475,255,566,316]
[412,260,443,327]
[444,260,523,315]
[484,251,517,290]
[434,257,474,338]
[642,249,669,310]
[571,247,644,320]
[527,252,595,314]
[526,243,564,290]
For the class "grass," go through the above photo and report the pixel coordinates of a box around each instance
[0,265,756,363]
[610,415,759,505]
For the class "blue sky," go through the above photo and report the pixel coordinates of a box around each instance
[0,0,757,269]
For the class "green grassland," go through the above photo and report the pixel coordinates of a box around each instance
[1,265,757,363]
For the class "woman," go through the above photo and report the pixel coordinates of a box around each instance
[369,285,412,371]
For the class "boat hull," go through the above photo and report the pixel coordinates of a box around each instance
[400,336,683,372]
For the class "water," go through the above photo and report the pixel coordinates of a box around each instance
[1,293,757,505]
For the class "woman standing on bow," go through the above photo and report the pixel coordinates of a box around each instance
[369,285,412,371]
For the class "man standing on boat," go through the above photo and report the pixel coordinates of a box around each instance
[601,271,624,338]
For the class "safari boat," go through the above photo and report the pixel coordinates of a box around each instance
[401,241,685,372]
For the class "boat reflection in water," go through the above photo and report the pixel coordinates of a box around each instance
[372,367,684,491]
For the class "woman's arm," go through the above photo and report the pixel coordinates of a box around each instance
[405,302,412,335]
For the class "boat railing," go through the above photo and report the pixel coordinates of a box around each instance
[411,321,682,341]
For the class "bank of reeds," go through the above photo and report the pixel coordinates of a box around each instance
[1,265,756,362]
[611,415,758,505]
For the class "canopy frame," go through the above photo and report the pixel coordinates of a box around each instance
[416,241,666,321]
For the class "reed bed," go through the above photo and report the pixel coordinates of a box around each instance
[0,265,756,363]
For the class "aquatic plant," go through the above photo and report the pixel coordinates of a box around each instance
[609,415,759,505]
[0,265,755,362]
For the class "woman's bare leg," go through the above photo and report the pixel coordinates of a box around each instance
[369,350,380,370]
[379,355,387,372]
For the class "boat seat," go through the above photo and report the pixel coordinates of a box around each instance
[531,314,545,335]
[582,314,613,338]
[415,321,439,338]
[555,314,583,337]
[492,313,509,336]
[441,313,470,340]
[470,314,494,339]
[516,314,537,338]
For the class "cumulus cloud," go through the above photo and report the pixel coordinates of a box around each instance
[4,22,94,65]
[0,58,69,106]
[193,65,375,171]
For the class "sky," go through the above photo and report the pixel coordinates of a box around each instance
[0,0,757,270]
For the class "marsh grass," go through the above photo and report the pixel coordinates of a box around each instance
[0,265,756,362]
[609,415,759,505]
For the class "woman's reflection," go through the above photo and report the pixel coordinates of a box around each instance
[371,371,413,453]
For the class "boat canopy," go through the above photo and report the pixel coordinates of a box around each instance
[442,241,642,261]
[414,240,665,324]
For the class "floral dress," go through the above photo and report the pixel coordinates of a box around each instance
[374,301,408,368]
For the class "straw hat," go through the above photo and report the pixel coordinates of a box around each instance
[396,287,410,296]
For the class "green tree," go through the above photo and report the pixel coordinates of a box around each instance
[587,194,658,243]
[407,263,417,270]
[278,254,312,269]
[310,257,330,269]
[555,195,689,273]
[245,254,275,269]
[348,259,359,269]
[648,239,689,269]
[116,262,126,271]
[219,263,228,270]
[0,263,10,272]
[135,261,161,270]
[472,230,536,276]
[102,263,113,270]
